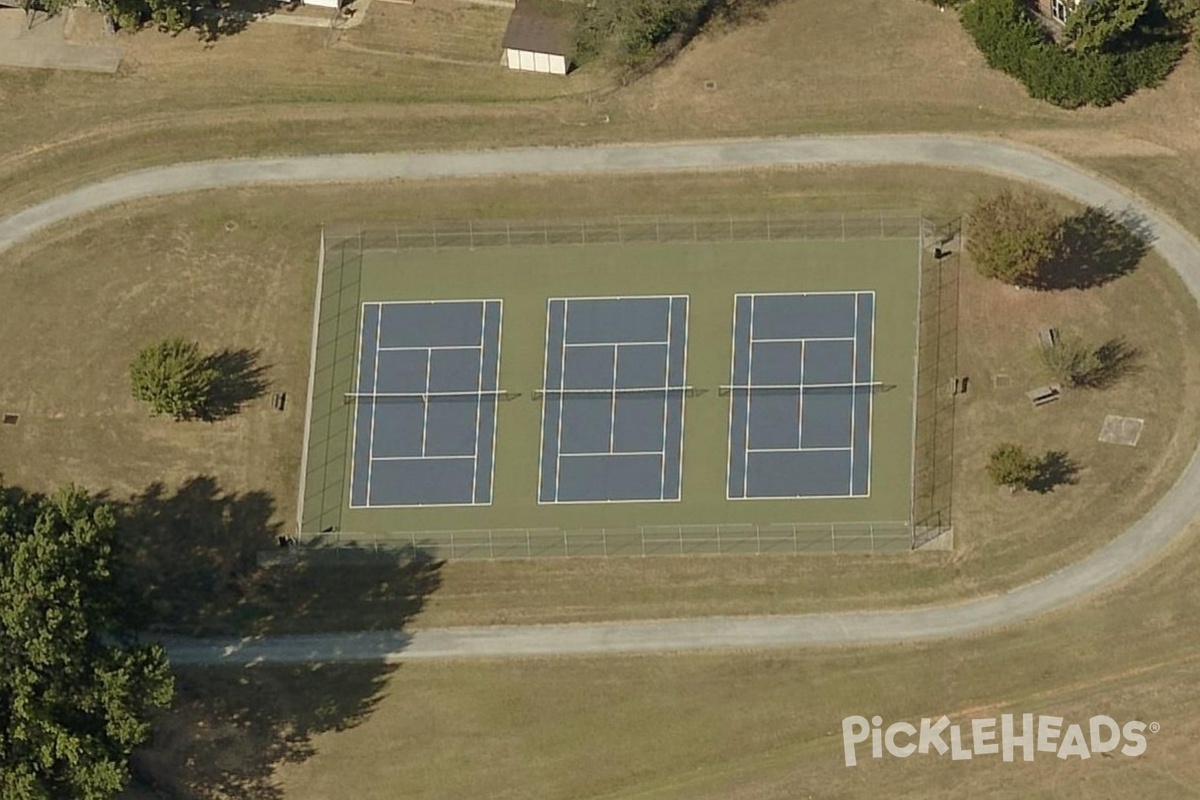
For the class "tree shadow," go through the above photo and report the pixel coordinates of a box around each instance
[1036,206,1152,290]
[1028,450,1080,494]
[1077,337,1142,389]
[198,347,271,422]
[114,475,443,797]
[130,662,393,800]
[194,0,293,43]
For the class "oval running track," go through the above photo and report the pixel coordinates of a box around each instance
[4,135,1199,664]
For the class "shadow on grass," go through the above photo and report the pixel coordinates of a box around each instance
[1078,337,1142,389]
[116,475,444,638]
[1028,450,1079,494]
[131,663,393,800]
[1037,207,1153,290]
[193,0,293,43]
[199,347,271,422]
[114,475,443,798]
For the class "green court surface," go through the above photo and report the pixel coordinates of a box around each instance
[299,217,924,557]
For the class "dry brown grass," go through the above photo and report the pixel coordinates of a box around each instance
[124,523,1200,800]
[340,0,513,64]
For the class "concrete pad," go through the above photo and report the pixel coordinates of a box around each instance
[0,40,121,72]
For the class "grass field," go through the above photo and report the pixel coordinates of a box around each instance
[2,166,1197,635]
[135,522,1200,799]
[300,224,922,555]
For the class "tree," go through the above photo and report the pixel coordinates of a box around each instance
[34,0,193,32]
[967,190,1062,287]
[0,482,174,799]
[1065,0,1151,53]
[987,443,1041,491]
[1038,335,1102,386]
[130,337,218,421]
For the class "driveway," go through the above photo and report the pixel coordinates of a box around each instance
[2,135,1197,664]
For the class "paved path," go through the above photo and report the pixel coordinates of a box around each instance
[4,136,1199,664]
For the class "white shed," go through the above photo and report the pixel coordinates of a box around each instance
[502,0,571,76]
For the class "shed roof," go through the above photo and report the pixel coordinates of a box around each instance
[502,0,571,56]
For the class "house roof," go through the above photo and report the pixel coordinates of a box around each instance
[502,0,571,56]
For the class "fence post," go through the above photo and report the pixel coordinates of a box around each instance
[830,523,836,553]
[603,529,608,557]
[880,211,884,239]
[450,529,455,559]
[506,221,512,248]
[469,220,475,249]
[678,526,683,556]
[766,214,772,241]
[526,528,531,558]
[869,523,875,552]
[841,214,846,242]
[716,525,722,554]
[563,529,568,557]
[756,525,761,555]
[489,530,494,559]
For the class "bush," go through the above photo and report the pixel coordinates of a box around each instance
[961,0,1184,108]
[987,443,1041,491]
[967,190,1062,287]
[129,337,219,421]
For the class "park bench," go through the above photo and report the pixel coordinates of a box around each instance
[1026,383,1062,407]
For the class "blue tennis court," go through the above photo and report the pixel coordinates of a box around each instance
[348,299,502,507]
[726,291,875,500]
[538,296,689,503]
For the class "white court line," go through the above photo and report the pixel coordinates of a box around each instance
[849,296,859,493]
[608,343,620,454]
[565,340,669,348]
[419,348,432,458]
[673,296,691,502]
[796,339,806,450]
[747,446,852,453]
[372,455,476,462]
[750,336,857,344]
[535,298,555,505]
[863,290,878,498]
[469,304,487,504]
[659,297,674,499]
[346,303,373,508]
[484,300,503,505]
[365,303,385,504]
[559,450,666,458]
[724,295,744,501]
[552,299,571,502]
[741,296,757,499]
[377,344,481,352]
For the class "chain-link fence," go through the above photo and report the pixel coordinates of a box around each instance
[297,521,915,561]
[323,210,924,252]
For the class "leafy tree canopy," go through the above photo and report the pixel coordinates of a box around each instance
[986,443,1041,490]
[967,190,1063,287]
[130,337,219,421]
[1065,0,1151,53]
[0,482,174,800]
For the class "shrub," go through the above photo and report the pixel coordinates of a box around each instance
[987,443,1041,491]
[960,0,1184,108]
[129,337,218,421]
